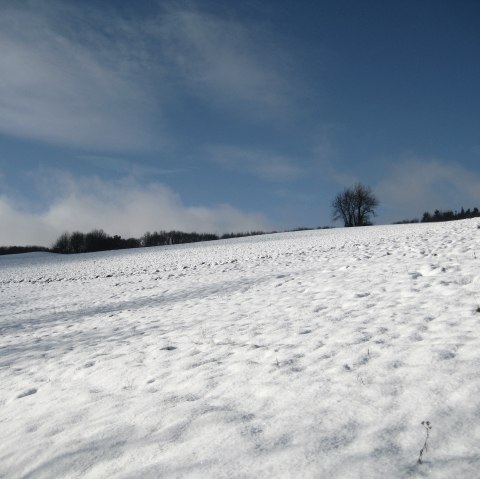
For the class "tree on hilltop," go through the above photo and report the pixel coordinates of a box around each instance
[331,183,379,227]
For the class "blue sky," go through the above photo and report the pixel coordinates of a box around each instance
[1,0,480,246]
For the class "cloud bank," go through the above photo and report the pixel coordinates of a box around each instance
[0,174,271,247]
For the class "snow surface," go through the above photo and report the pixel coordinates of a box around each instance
[1,220,480,478]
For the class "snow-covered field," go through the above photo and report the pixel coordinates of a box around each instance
[1,220,480,478]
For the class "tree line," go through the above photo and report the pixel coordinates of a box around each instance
[394,207,480,224]
[52,230,141,254]
[50,229,270,254]
[0,227,334,256]
[0,245,51,256]
[421,207,480,223]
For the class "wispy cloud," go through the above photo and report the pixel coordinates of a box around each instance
[0,172,272,246]
[207,145,304,181]
[312,126,360,187]
[0,1,300,151]
[377,157,480,222]
[0,1,165,150]
[77,155,187,177]
[157,5,297,117]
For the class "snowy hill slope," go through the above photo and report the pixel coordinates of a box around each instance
[1,221,480,478]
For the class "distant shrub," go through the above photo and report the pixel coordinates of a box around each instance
[393,219,419,224]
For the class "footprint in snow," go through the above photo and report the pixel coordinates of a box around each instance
[409,333,423,342]
[161,346,177,351]
[17,388,37,399]
[388,360,404,369]
[356,292,370,298]
[84,361,95,368]
[438,350,456,360]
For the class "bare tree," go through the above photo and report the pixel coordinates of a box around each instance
[52,232,70,253]
[70,231,86,253]
[332,183,379,227]
[85,229,109,252]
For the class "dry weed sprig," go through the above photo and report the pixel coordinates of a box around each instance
[417,421,432,464]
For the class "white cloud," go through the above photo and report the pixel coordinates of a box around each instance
[207,145,304,181]
[0,174,272,246]
[376,157,480,222]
